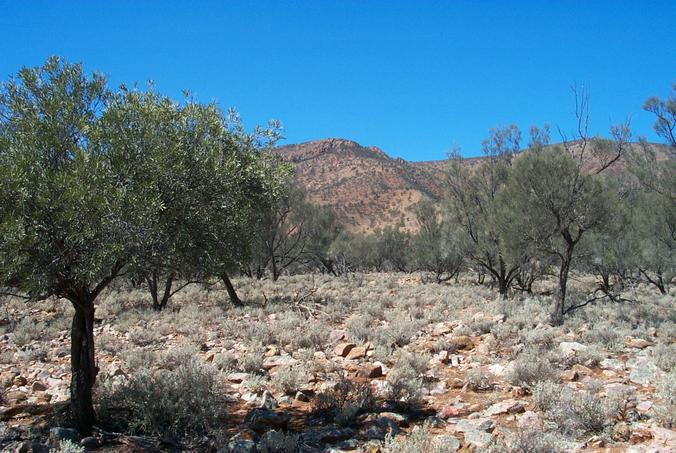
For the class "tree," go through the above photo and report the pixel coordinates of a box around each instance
[0,58,146,434]
[498,124,625,324]
[445,126,522,295]
[0,58,285,433]
[625,85,676,293]
[374,226,411,272]
[409,200,464,283]
[102,88,286,308]
[643,83,676,151]
[245,182,340,280]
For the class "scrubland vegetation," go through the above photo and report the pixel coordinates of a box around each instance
[0,58,674,452]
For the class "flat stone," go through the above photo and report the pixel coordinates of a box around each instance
[624,338,653,349]
[432,322,454,336]
[31,381,48,392]
[561,369,579,381]
[227,372,249,383]
[432,434,460,451]
[464,430,493,449]
[379,412,409,426]
[334,343,356,357]
[228,439,257,453]
[13,376,27,386]
[517,411,541,430]
[358,363,383,379]
[438,405,467,419]
[262,355,297,370]
[636,400,653,413]
[346,345,368,360]
[483,399,525,416]
[49,427,79,445]
[456,418,495,433]
[243,408,289,433]
[559,341,587,356]
[628,359,661,385]
[80,437,102,449]
[5,391,27,404]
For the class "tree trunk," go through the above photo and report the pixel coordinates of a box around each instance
[552,250,573,325]
[70,300,97,435]
[147,272,175,310]
[221,273,242,306]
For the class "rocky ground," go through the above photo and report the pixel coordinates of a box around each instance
[0,273,674,452]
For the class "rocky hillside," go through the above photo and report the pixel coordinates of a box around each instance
[275,138,671,233]
[274,139,447,232]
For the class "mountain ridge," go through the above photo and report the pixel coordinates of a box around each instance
[273,138,670,233]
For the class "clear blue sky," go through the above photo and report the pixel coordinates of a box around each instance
[1,1,675,160]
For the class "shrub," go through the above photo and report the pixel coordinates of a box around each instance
[378,312,423,348]
[346,314,374,343]
[128,327,161,346]
[213,351,238,372]
[652,342,676,372]
[508,349,559,389]
[488,429,565,453]
[383,422,445,453]
[654,371,676,428]
[239,350,264,375]
[386,351,428,402]
[315,378,375,426]
[271,365,308,395]
[532,381,563,412]
[49,439,85,453]
[536,385,612,435]
[97,358,227,439]
[465,368,495,391]
[294,323,328,351]
[12,318,45,347]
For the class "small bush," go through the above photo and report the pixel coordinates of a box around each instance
[508,349,559,389]
[315,378,375,425]
[654,371,676,428]
[537,385,612,435]
[652,342,676,372]
[488,429,565,453]
[213,351,238,372]
[346,314,374,343]
[465,367,495,391]
[97,358,227,439]
[49,439,85,453]
[239,350,264,375]
[12,318,45,347]
[383,422,445,453]
[386,351,428,402]
[294,323,328,350]
[271,365,308,395]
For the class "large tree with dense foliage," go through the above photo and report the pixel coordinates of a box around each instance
[102,88,287,308]
[0,57,286,433]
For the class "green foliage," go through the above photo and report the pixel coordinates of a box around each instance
[445,126,522,293]
[0,57,135,301]
[409,200,464,283]
[97,358,228,439]
[246,181,341,279]
[498,135,620,320]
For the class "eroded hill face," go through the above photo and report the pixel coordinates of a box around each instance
[274,139,447,232]
[274,138,671,233]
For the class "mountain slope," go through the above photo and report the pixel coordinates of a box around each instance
[274,139,446,232]
[274,138,671,233]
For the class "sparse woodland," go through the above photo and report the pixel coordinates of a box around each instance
[0,58,674,452]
